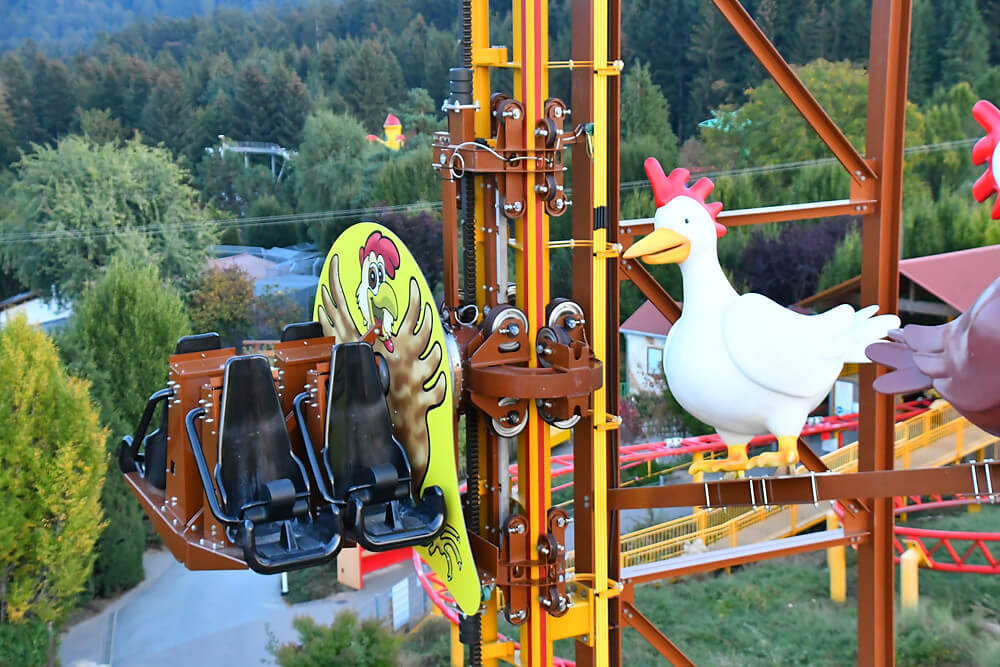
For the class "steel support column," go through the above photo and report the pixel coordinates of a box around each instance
[858,1,912,664]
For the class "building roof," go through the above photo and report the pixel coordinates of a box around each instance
[799,244,1000,313]
[620,300,674,338]
[207,253,278,282]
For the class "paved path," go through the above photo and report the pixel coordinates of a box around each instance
[60,551,414,667]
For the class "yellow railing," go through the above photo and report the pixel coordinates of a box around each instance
[566,403,997,571]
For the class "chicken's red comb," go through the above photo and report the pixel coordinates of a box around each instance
[645,158,727,236]
[972,100,1000,219]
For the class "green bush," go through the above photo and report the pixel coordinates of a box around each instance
[283,562,347,605]
[0,618,49,666]
[0,317,106,663]
[399,616,451,667]
[896,603,980,666]
[269,611,399,667]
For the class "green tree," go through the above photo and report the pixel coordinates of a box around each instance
[77,107,128,145]
[370,145,439,205]
[0,82,17,167]
[293,110,371,249]
[941,0,990,88]
[31,55,76,140]
[620,61,680,182]
[0,134,215,302]
[0,54,40,150]
[141,68,193,155]
[0,317,106,628]
[335,38,406,131]
[269,612,400,667]
[908,0,936,103]
[189,267,255,348]
[60,258,191,597]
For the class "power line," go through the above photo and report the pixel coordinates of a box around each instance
[0,137,979,246]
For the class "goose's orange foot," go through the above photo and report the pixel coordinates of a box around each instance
[688,444,749,475]
[748,436,799,470]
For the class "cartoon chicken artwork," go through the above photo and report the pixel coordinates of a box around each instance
[356,231,401,352]
[365,113,405,151]
[623,158,900,474]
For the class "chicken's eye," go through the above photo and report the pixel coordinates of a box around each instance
[377,265,385,283]
[368,266,378,290]
[684,218,690,224]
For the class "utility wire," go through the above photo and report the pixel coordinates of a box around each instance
[0,138,978,246]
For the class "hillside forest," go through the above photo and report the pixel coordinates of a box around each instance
[1,0,1000,309]
[2,1,1000,660]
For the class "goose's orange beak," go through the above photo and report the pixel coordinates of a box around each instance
[623,228,691,264]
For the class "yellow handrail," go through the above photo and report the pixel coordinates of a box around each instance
[565,403,997,571]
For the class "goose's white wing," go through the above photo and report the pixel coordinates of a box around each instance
[722,293,852,398]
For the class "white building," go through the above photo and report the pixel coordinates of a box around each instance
[620,300,673,394]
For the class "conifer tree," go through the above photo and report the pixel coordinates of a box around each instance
[141,68,193,155]
[0,317,106,626]
[60,257,190,597]
[909,0,937,103]
[942,0,990,88]
[336,38,406,131]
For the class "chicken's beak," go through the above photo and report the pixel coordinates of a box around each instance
[623,228,691,264]
[372,281,398,320]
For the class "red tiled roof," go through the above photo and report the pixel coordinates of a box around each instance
[898,245,1000,312]
[620,300,674,337]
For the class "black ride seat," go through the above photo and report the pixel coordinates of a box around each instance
[313,342,445,551]
[187,354,341,573]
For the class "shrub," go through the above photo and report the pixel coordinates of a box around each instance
[269,611,400,667]
[0,317,105,634]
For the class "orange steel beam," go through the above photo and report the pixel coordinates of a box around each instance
[621,601,696,667]
[606,462,994,511]
[620,199,877,238]
[617,259,682,323]
[710,0,876,185]
[858,0,912,664]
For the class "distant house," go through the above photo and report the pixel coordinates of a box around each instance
[0,292,72,332]
[620,300,673,394]
[208,244,325,312]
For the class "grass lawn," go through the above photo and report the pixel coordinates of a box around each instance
[620,505,1000,666]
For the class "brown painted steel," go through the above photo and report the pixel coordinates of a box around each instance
[710,0,876,184]
[621,601,696,666]
[607,463,994,511]
[859,1,912,663]
[617,259,683,323]
[797,438,869,515]
[620,199,878,238]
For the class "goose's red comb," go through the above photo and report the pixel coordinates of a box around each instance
[645,158,727,236]
[972,100,1000,219]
